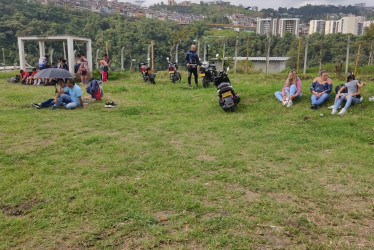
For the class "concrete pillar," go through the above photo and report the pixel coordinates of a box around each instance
[67,37,75,75]
[86,39,93,74]
[38,41,45,58]
[18,38,26,70]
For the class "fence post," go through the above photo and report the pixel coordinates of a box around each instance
[303,36,309,75]
[296,38,301,74]
[266,36,271,75]
[354,43,362,76]
[246,35,250,74]
[222,42,225,70]
[151,40,154,70]
[234,39,238,74]
[121,47,125,72]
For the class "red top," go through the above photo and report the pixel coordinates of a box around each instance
[20,71,29,77]
[32,71,38,76]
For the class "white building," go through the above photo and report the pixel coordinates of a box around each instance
[309,20,326,35]
[278,18,299,37]
[256,18,277,35]
[325,20,337,34]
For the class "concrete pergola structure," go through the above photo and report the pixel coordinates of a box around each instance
[17,35,92,75]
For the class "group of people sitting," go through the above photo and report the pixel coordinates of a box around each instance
[274,69,366,115]
[31,78,103,110]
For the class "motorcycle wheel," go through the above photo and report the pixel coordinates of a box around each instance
[149,74,156,84]
[176,72,182,82]
[171,74,176,83]
[203,77,210,88]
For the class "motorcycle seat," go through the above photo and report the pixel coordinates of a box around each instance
[217,82,231,89]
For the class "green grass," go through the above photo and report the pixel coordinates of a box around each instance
[1,71,374,249]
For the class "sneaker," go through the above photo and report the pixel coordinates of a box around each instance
[360,97,363,102]
[50,106,58,110]
[188,85,193,89]
[32,103,41,109]
[327,105,334,109]
[286,100,293,108]
[331,109,338,115]
[310,104,316,109]
[338,108,347,115]
[282,100,288,106]
[369,96,374,102]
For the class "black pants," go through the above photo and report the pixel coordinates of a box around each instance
[188,67,198,85]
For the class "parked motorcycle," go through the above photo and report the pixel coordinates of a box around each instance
[214,70,240,112]
[200,61,217,88]
[139,62,156,84]
[166,57,181,83]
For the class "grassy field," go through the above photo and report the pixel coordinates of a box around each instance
[0,71,374,249]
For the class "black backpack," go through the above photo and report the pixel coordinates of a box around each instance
[335,84,347,94]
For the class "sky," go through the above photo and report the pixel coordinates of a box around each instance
[120,0,373,10]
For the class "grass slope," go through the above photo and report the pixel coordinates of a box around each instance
[0,71,374,248]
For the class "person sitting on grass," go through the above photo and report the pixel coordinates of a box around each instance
[310,70,333,109]
[32,79,69,109]
[274,70,302,108]
[26,68,38,85]
[50,79,83,110]
[331,73,366,115]
[86,79,103,101]
[19,70,29,85]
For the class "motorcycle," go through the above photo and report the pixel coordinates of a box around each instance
[214,70,240,112]
[166,57,181,83]
[200,61,217,88]
[139,62,156,84]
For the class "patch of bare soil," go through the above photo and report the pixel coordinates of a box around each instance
[0,199,40,216]
[196,154,216,162]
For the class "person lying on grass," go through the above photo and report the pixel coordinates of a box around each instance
[331,73,366,115]
[310,70,333,109]
[50,79,83,110]
[32,79,69,109]
[274,70,302,108]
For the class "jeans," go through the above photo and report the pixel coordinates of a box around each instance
[54,94,79,109]
[311,93,330,106]
[86,85,96,99]
[40,98,55,108]
[334,95,361,110]
[275,84,302,101]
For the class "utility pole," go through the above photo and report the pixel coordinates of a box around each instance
[354,43,362,76]
[147,44,151,66]
[303,36,309,75]
[203,42,207,62]
[234,39,238,74]
[63,42,66,60]
[297,38,301,74]
[106,41,109,57]
[345,36,351,74]
[368,43,373,66]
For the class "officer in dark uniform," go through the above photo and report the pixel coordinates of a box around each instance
[185,44,201,88]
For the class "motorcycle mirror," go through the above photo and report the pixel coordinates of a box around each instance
[166,57,169,60]
[227,67,230,72]
[216,54,219,58]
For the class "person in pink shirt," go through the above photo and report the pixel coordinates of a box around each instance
[274,70,302,108]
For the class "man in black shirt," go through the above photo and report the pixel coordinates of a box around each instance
[185,45,201,88]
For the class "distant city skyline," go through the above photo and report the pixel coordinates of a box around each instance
[120,0,373,9]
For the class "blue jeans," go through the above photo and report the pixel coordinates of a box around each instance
[40,98,55,108]
[54,94,79,109]
[334,95,361,110]
[275,84,301,101]
[311,93,330,106]
[86,85,96,99]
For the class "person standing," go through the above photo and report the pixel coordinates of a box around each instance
[97,59,109,82]
[185,45,201,88]
[77,53,89,85]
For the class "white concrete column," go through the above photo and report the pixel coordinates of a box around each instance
[38,41,45,58]
[67,38,75,75]
[18,38,26,70]
[86,39,93,74]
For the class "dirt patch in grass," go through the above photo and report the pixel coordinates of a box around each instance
[0,199,40,216]
[196,154,216,162]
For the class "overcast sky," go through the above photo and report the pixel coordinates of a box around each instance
[120,0,373,9]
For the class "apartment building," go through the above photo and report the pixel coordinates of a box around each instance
[325,20,337,34]
[309,20,326,35]
[278,18,300,37]
[256,18,277,35]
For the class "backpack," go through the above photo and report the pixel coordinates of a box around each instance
[335,84,347,94]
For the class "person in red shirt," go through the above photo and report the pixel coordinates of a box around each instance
[26,68,39,85]
[19,70,29,85]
